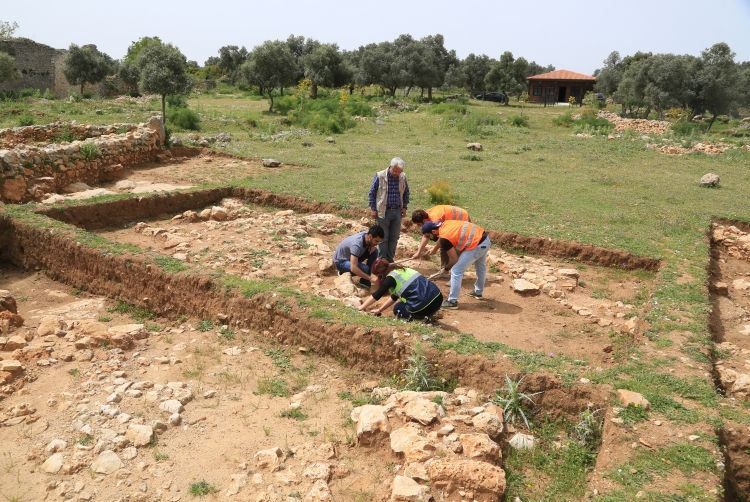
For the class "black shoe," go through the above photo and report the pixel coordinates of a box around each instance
[467,291,483,299]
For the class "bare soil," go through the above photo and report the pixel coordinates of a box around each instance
[0,266,395,501]
[96,201,653,369]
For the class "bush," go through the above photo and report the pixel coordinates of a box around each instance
[573,109,612,135]
[553,111,574,127]
[53,125,75,143]
[288,96,356,134]
[273,95,298,115]
[167,107,200,131]
[427,180,454,205]
[345,97,374,117]
[508,114,529,127]
[672,120,703,136]
[166,94,188,108]
[17,114,34,126]
[79,142,100,160]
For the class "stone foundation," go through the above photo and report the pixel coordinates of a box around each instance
[0,117,165,202]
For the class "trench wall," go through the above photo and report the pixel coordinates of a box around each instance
[0,203,607,416]
[0,118,165,203]
[39,186,661,271]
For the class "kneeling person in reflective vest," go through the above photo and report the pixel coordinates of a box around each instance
[358,258,443,320]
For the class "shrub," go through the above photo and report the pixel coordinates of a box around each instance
[553,111,574,127]
[402,342,454,392]
[166,94,188,108]
[509,114,529,127]
[42,89,55,100]
[273,95,298,115]
[79,142,100,160]
[573,109,612,135]
[288,96,355,134]
[53,126,75,143]
[672,120,702,136]
[168,107,200,131]
[345,97,374,117]
[16,114,34,126]
[426,180,454,205]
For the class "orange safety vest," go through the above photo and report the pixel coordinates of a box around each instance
[426,205,469,223]
[438,220,485,252]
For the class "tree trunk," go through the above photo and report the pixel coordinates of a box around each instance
[389,86,397,96]
[706,113,717,133]
[428,87,433,101]
[161,94,166,126]
[349,83,354,95]
[405,86,412,97]
[268,92,274,113]
[311,82,318,99]
[80,83,84,96]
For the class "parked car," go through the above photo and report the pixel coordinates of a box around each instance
[595,92,606,105]
[474,91,509,105]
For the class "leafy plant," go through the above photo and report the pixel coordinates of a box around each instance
[189,480,217,496]
[219,326,235,341]
[509,114,529,127]
[573,408,603,450]
[168,106,200,130]
[16,114,34,126]
[280,408,308,421]
[426,180,454,205]
[255,377,289,397]
[491,375,540,428]
[196,319,214,332]
[79,142,100,160]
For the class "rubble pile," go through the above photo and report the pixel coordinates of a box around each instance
[598,111,670,135]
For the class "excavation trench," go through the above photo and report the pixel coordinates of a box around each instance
[0,187,666,496]
[708,218,750,500]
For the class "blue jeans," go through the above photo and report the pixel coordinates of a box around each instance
[377,208,402,262]
[448,237,491,302]
[334,249,377,276]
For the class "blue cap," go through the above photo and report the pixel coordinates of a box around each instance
[421,222,440,234]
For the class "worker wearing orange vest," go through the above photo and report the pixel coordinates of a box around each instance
[421,220,491,310]
[410,205,471,263]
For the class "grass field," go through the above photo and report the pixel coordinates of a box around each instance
[2,89,749,500]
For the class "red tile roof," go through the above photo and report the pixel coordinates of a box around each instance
[527,69,596,81]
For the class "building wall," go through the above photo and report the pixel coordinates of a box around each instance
[0,38,58,95]
[527,79,595,104]
[0,38,105,97]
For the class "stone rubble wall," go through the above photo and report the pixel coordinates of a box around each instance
[0,117,165,203]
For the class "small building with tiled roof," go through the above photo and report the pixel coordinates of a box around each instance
[527,69,596,105]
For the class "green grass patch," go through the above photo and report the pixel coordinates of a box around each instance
[279,408,308,421]
[153,255,189,273]
[255,377,289,397]
[189,480,218,496]
[107,301,156,322]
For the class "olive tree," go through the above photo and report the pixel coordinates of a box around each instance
[63,44,114,95]
[0,20,18,38]
[137,42,192,124]
[303,43,349,98]
[239,41,296,112]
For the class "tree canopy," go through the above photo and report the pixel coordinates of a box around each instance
[0,51,15,83]
[63,44,114,95]
[137,41,192,123]
[238,40,296,112]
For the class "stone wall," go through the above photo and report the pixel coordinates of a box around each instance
[0,117,165,203]
[0,38,102,98]
[0,122,140,149]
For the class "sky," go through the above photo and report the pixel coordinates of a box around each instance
[4,0,750,74]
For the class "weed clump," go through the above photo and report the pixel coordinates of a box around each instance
[189,480,218,496]
[426,180,454,205]
[402,342,454,392]
[508,114,529,127]
[168,107,200,131]
[491,375,540,428]
[79,142,100,160]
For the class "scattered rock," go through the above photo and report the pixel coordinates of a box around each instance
[125,423,154,447]
[699,173,720,187]
[42,452,64,474]
[254,447,284,471]
[391,475,430,501]
[351,405,391,444]
[262,158,282,168]
[91,450,123,474]
[511,278,540,295]
[617,389,650,409]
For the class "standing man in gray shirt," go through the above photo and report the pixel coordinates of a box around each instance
[368,157,410,262]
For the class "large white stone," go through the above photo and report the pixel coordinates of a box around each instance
[125,423,154,447]
[91,450,123,474]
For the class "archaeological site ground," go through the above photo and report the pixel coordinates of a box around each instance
[1,93,749,502]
